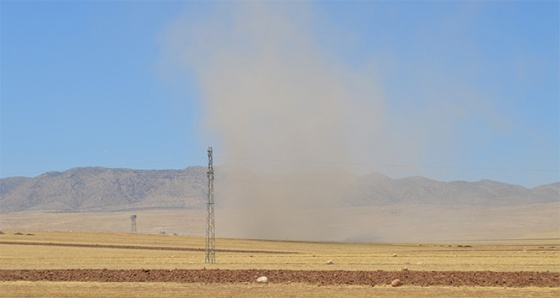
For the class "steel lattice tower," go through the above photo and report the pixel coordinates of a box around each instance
[205,147,216,263]
[130,214,137,233]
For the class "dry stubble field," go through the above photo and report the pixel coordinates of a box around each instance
[0,230,558,297]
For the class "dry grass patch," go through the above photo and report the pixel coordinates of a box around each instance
[1,281,558,298]
[0,231,558,271]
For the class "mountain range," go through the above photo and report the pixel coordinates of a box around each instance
[1,166,558,213]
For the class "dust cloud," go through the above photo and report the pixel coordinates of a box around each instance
[161,2,390,241]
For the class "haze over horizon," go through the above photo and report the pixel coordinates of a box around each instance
[1,1,558,189]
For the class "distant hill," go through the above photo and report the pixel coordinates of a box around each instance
[0,167,207,213]
[0,166,558,213]
[349,175,559,206]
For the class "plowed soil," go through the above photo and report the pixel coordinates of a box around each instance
[0,269,558,287]
[0,241,294,254]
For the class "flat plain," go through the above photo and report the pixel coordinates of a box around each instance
[0,230,558,297]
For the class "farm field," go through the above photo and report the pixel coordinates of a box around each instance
[0,231,559,297]
[2,281,559,298]
[1,204,558,242]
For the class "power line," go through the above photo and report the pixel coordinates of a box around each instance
[2,155,556,180]
[106,158,206,168]
[0,157,209,178]
[214,156,559,173]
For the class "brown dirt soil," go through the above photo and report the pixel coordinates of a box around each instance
[0,269,558,287]
[0,241,294,254]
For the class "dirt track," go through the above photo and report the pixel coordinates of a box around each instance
[1,269,558,287]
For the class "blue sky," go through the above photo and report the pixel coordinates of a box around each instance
[1,1,558,187]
